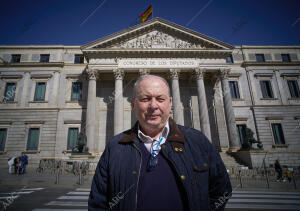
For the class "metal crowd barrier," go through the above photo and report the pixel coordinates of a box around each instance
[36,159,98,185]
[227,166,300,189]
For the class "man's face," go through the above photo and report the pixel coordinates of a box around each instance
[132,77,172,132]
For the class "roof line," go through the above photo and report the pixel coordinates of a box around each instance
[81,17,234,50]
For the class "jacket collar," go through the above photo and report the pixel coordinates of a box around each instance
[119,118,187,151]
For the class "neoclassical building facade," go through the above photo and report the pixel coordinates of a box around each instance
[0,18,300,168]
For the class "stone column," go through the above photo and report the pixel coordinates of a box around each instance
[194,68,211,141]
[86,67,97,153]
[170,69,184,125]
[20,72,30,107]
[220,68,239,151]
[50,71,60,107]
[139,69,150,76]
[113,68,124,135]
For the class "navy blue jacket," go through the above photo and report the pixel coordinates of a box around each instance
[88,118,232,211]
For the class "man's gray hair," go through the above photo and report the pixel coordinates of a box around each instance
[132,75,171,98]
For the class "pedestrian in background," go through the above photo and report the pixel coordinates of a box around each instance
[285,169,292,183]
[8,156,15,174]
[14,157,20,174]
[20,153,28,174]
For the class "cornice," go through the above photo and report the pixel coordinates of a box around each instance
[265,116,283,120]
[31,74,52,79]
[64,120,82,124]
[0,45,80,49]
[24,121,45,124]
[83,49,232,53]
[280,73,300,77]
[0,74,22,79]
[228,73,242,77]
[240,45,300,49]
[66,74,83,79]
[242,61,300,67]
[0,62,64,68]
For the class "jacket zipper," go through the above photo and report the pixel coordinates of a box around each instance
[133,143,142,211]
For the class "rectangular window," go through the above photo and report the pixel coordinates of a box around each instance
[229,81,240,99]
[11,54,21,63]
[271,123,285,145]
[67,128,79,150]
[0,128,7,151]
[260,80,274,98]
[226,55,233,64]
[236,125,246,147]
[40,54,50,63]
[255,54,265,62]
[3,83,16,102]
[34,82,46,101]
[74,54,84,64]
[71,82,82,101]
[288,80,300,98]
[27,128,40,150]
[281,54,291,62]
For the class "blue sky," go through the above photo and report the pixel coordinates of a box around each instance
[0,0,299,46]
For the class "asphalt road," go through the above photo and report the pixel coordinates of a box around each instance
[1,185,76,211]
[1,184,300,211]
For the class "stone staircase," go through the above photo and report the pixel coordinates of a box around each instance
[219,152,246,168]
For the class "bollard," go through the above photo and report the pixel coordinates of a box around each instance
[79,171,82,185]
[263,159,270,189]
[55,169,59,184]
[55,161,61,184]
[238,170,243,188]
[265,169,270,189]
[292,171,297,190]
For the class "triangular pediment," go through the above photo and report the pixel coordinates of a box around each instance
[82,18,233,51]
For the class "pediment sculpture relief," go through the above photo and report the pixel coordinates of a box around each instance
[108,31,206,49]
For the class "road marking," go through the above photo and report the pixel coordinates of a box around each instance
[233,191,300,195]
[232,194,300,199]
[226,204,300,210]
[45,201,87,206]
[0,196,19,199]
[229,198,300,204]
[67,191,89,195]
[57,196,88,200]
[75,188,90,192]
[32,209,87,211]
[22,188,44,191]
[0,191,34,195]
[226,191,300,210]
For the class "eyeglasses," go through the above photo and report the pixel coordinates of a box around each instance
[147,137,163,171]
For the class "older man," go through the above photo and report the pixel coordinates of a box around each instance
[89,75,232,211]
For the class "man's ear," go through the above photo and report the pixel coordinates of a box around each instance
[131,97,135,110]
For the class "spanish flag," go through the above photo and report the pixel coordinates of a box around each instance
[139,5,152,23]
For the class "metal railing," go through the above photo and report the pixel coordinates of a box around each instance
[228,166,300,189]
[35,159,97,185]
